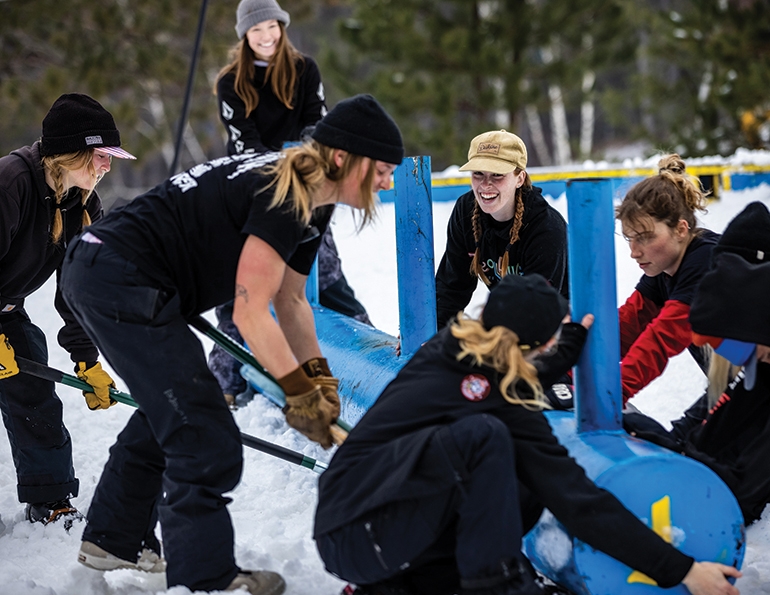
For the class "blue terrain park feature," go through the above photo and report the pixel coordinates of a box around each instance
[242,163,745,595]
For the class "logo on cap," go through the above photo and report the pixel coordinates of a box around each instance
[477,142,500,155]
[461,374,491,401]
[85,135,104,146]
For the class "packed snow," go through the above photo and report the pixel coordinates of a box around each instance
[0,182,768,595]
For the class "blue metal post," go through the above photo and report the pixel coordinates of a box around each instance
[305,260,320,306]
[394,156,437,356]
[566,178,623,433]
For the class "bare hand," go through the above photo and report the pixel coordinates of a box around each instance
[561,313,595,330]
[681,561,741,595]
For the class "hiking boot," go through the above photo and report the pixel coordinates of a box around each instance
[25,499,84,531]
[78,541,166,573]
[226,569,286,595]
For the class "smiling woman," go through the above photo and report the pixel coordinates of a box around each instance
[615,154,718,403]
[210,0,375,406]
[434,129,569,331]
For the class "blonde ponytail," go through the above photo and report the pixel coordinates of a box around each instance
[450,316,548,409]
[261,141,378,227]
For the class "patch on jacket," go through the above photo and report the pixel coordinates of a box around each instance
[461,374,491,401]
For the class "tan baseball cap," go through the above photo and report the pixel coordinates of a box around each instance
[458,129,527,174]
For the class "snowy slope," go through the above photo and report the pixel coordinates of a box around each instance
[0,185,768,595]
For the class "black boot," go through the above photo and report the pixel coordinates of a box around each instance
[25,499,84,531]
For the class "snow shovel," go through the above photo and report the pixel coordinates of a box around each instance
[14,356,328,473]
[188,315,352,443]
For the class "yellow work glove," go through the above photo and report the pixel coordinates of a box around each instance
[76,361,117,410]
[0,334,19,380]
[301,357,341,421]
[277,366,336,449]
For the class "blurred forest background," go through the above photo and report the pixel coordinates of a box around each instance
[1,0,769,203]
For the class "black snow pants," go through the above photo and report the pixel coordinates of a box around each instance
[0,308,79,503]
[61,238,243,592]
[315,414,526,593]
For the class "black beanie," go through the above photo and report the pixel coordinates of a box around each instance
[311,94,404,165]
[690,202,770,346]
[712,201,770,264]
[482,274,568,348]
[41,93,125,156]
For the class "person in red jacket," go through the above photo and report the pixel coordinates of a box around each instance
[624,201,770,526]
[616,154,718,403]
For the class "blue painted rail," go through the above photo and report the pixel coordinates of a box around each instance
[249,166,745,595]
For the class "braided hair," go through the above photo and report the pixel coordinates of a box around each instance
[470,170,533,285]
[41,151,95,244]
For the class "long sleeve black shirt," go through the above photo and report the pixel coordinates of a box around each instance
[435,186,569,328]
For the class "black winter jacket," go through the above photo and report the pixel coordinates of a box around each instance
[435,186,569,328]
[0,142,101,362]
[315,323,693,588]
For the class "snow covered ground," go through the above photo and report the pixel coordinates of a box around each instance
[0,183,768,595]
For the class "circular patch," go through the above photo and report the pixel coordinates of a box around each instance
[461,374,491,402]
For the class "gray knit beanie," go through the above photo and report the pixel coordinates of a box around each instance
[235,0,290,39]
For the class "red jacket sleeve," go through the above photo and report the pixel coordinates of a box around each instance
[618,289,661,357]
[621,299,693,403]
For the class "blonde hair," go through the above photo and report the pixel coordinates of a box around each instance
[706,349,741,408]
[215,23,302,115]
[450,315,549,409]
[470,170,533,285]
[260,140,378,227]
[616,154,708,232]
[41,151,95,243]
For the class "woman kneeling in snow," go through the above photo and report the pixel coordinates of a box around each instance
[313,273,739,595]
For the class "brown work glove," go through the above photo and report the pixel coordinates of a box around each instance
[301,357,340,421]
[277,366,336,449]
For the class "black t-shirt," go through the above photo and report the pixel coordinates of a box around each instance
[90,152,333,317]
[635,230,719,306]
